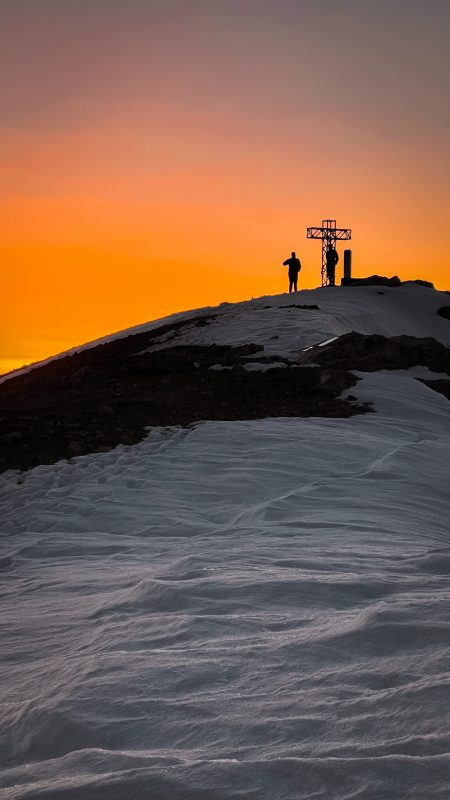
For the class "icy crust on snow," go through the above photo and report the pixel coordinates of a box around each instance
[2,283,450,384]
[1,369,450,799]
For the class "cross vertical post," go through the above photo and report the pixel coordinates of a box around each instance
[307,219,352,286]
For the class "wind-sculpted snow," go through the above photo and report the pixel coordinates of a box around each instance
[1,370,450,799]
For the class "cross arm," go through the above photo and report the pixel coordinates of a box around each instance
[307,227,352,240]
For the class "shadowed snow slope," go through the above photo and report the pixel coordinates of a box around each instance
[1,284,450,799]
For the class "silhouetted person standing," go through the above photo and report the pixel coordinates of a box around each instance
[326,243,339,286]
[283,251,302,292]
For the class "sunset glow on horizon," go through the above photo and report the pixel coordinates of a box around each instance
[2,0,449,375]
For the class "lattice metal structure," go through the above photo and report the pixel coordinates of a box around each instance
[307,219,352,286]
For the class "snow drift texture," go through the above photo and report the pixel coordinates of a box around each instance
[1,284,450,799]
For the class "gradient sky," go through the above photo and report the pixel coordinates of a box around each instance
[1,0,449,373]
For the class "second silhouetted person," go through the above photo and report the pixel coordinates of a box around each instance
[283,251,302,292]
[326,244,339,286]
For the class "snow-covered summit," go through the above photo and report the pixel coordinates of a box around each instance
[146,281,450,356]
[1,281,449,799]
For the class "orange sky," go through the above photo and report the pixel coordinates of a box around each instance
[1,0,449,375]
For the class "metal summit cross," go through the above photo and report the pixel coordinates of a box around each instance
[307,219,352,286]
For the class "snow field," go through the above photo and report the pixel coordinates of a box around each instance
[1,364,449,799]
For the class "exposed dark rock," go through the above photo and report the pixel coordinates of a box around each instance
[4,314,446,475]
[0,431,23,444]
[261,304,320,311]
[98,404,115,417]
[68,441,83,456]
[341,275,402,287]
[311,332,450,374]
[239,344,264,356]
[0,330,369,473]
[0,311,219,384]
[278,304,320,310]
[437,307,450,321]
[242,355,290,365]
[341,276,435,289]
[134,349,199,375]
[420,380,450,401]
[404,279,434,288]
[70,365,93,384]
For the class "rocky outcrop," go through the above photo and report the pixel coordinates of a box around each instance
[341,275,402,287]
[419,379,450,401]
[311,332,450,374]
[2,319,448,474]
[0,318,370,473]
[340,276,435,289]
